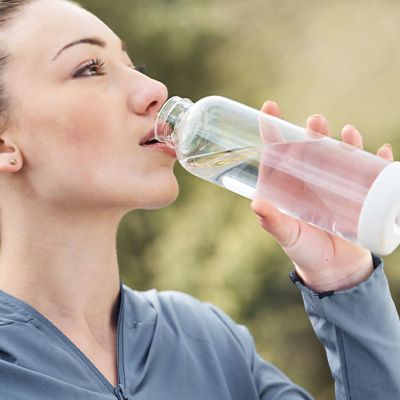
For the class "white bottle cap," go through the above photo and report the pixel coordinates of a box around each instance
[358,161,400,255]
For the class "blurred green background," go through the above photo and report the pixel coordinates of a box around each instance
[79,0,400,398]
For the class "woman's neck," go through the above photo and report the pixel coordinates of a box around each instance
[0,204,123,333]
[0,203,126,387]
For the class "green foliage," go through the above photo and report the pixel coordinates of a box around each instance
[80,0,400,398]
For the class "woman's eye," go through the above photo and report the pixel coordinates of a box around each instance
[126,63,146,75]
[135,63,147,75]
[73,58,106,78]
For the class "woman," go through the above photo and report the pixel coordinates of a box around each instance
[0,0,399,399]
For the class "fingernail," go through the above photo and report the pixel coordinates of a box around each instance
[307,114,325,121]
[384,143,392,149]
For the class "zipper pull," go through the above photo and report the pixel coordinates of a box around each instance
[115,384,129,400]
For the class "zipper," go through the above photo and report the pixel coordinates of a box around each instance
[115,384,129,400]
[116,282,126,389]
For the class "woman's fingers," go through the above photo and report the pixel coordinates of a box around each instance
[259,101,285,144]
[306,114,330,137]
[341,124,394,162]
[377,143,394,161]
[251,198,299,249]
[341,124,363,149]
[261,100,281,118]
[261,100,394,163]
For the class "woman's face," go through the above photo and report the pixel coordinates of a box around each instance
[3,0,178,211]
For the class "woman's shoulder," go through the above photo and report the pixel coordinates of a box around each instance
[123,285,218,324]
[122,285,253,353]
[123,285,224,324]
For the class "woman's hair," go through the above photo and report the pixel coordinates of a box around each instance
[0,0,39,118]
[0,0,35,25]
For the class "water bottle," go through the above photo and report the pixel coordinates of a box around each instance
[155,95,400,255]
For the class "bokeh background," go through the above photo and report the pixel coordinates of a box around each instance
[79,0,400,398]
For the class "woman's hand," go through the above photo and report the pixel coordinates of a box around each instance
[251,101,394,292]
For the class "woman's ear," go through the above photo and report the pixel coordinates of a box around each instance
[0,133,23,173]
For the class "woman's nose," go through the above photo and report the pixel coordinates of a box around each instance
[128,74,168,116]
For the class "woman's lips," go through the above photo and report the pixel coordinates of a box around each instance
[140,128,176,158]
[139,128,158,145]
[141,140,177,158]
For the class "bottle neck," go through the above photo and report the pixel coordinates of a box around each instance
[155,96,193,148]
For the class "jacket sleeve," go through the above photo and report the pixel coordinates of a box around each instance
[290,254,400,399]
[209,304,315,399]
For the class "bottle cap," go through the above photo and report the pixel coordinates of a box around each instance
[358,161,400,255]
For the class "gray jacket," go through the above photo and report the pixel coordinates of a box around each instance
[291,254,400,399]
[0,254,398,399]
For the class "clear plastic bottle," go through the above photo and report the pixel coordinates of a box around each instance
[155,95,400,255]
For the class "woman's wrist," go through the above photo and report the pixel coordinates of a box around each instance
[294,254,375,293]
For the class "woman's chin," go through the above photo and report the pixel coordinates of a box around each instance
[141,179,180,210]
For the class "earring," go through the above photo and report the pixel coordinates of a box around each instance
[9,159,17,165]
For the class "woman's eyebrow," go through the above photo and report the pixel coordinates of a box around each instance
[52,36,128,61]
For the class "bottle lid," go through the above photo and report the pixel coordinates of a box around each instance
[358,161,400,255]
